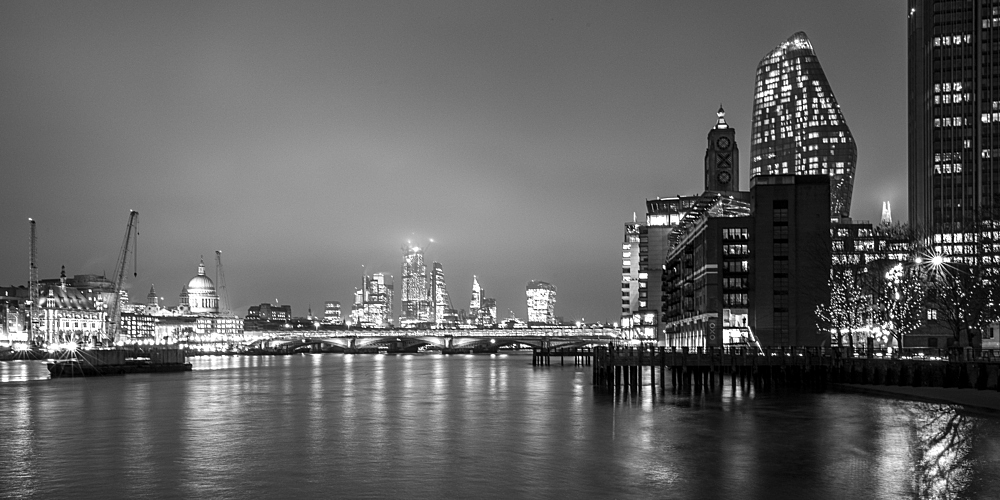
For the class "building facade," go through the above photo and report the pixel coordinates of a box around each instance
[751,32,857,218]
[478,297,498,327]
[636,197,696,341]
[662,217,752,347]
[323,301,343,325]
[469,276,483,321]
[400,244,431,327]
[35,269,110,345]
[749,175,832,346]
[526,281,557,325]
[620,220,643,337]
[662,175,830,348]
[360,273,393,328]
[431,263,458,327]
[908,1,1000,272]
[0,286,28,345]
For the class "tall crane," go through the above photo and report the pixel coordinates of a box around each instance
[215,250,231,315]
[105,211,138,345]
[28,218,41,344]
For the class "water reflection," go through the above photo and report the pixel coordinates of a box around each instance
[908,403,975,498]
[2,356,1000,498]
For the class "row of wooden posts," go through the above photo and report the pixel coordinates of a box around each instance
[586,344,1000,393]
[532,347,592,367]
[589,345,824,393]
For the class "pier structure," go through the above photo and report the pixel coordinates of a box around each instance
[593,345,1000,394]
[47,346,191,377]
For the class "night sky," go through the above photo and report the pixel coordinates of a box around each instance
[0,1,905,323]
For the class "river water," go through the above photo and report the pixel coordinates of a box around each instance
[1,353,999,499]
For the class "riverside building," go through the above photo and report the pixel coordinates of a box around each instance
[659,109,832,348]
[908,1,1000,272]
[624,109,745,343]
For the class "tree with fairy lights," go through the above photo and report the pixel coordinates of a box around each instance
[877,262,927,352]
[815,266,872,349]
[926,257,995,347]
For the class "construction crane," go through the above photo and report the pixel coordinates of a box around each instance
[215,250,231,315]
[105,211,138,345]
[28,218,41,345]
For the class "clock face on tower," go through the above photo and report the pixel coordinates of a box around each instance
[716,137,731,150]
[717,171,731,184]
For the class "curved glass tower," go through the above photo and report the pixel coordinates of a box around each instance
[751,32,857,218]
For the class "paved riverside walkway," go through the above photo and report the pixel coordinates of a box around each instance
[839,384,1000,413]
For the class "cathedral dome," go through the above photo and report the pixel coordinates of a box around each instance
[186,274,216,293]
[180,258,219,314]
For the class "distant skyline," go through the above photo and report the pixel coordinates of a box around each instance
[0,1,906,322]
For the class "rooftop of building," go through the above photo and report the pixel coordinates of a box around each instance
[759,31,814,66]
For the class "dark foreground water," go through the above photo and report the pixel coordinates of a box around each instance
[2,354,1000,499]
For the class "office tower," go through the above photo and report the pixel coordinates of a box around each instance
[361,273,392,328]
[751,32,857,218]
[909,1,1000,268]
[323,301,343,325]
[400,244,431,327]
[469,276,482,320]
[350,289,364,326]
[431,262,458,327]
[478,297,497,326]
[526,281,557,325]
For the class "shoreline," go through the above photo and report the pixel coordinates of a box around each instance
[836,383,1000,414]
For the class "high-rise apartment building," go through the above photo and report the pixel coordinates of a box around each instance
[909,1,1000,269]
[620,219,642,337]
[751,32,857,218]
[400,244,431,327]
[526,281,557,325]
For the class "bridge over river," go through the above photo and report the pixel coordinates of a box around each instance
[245,327,621,354]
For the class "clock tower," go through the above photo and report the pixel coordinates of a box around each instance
[705,106,738,192]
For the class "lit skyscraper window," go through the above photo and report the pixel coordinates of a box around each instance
[751,32,857,218]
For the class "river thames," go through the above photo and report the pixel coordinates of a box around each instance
[2,353,1000,499]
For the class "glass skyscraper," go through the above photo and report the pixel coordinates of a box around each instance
[400,244,431,327]
[431,262,458,327]
[751,32,857,218]
[909,1,1000,268]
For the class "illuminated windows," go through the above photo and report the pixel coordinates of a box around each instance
[750,32,856,217]
[526,281,557,324]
